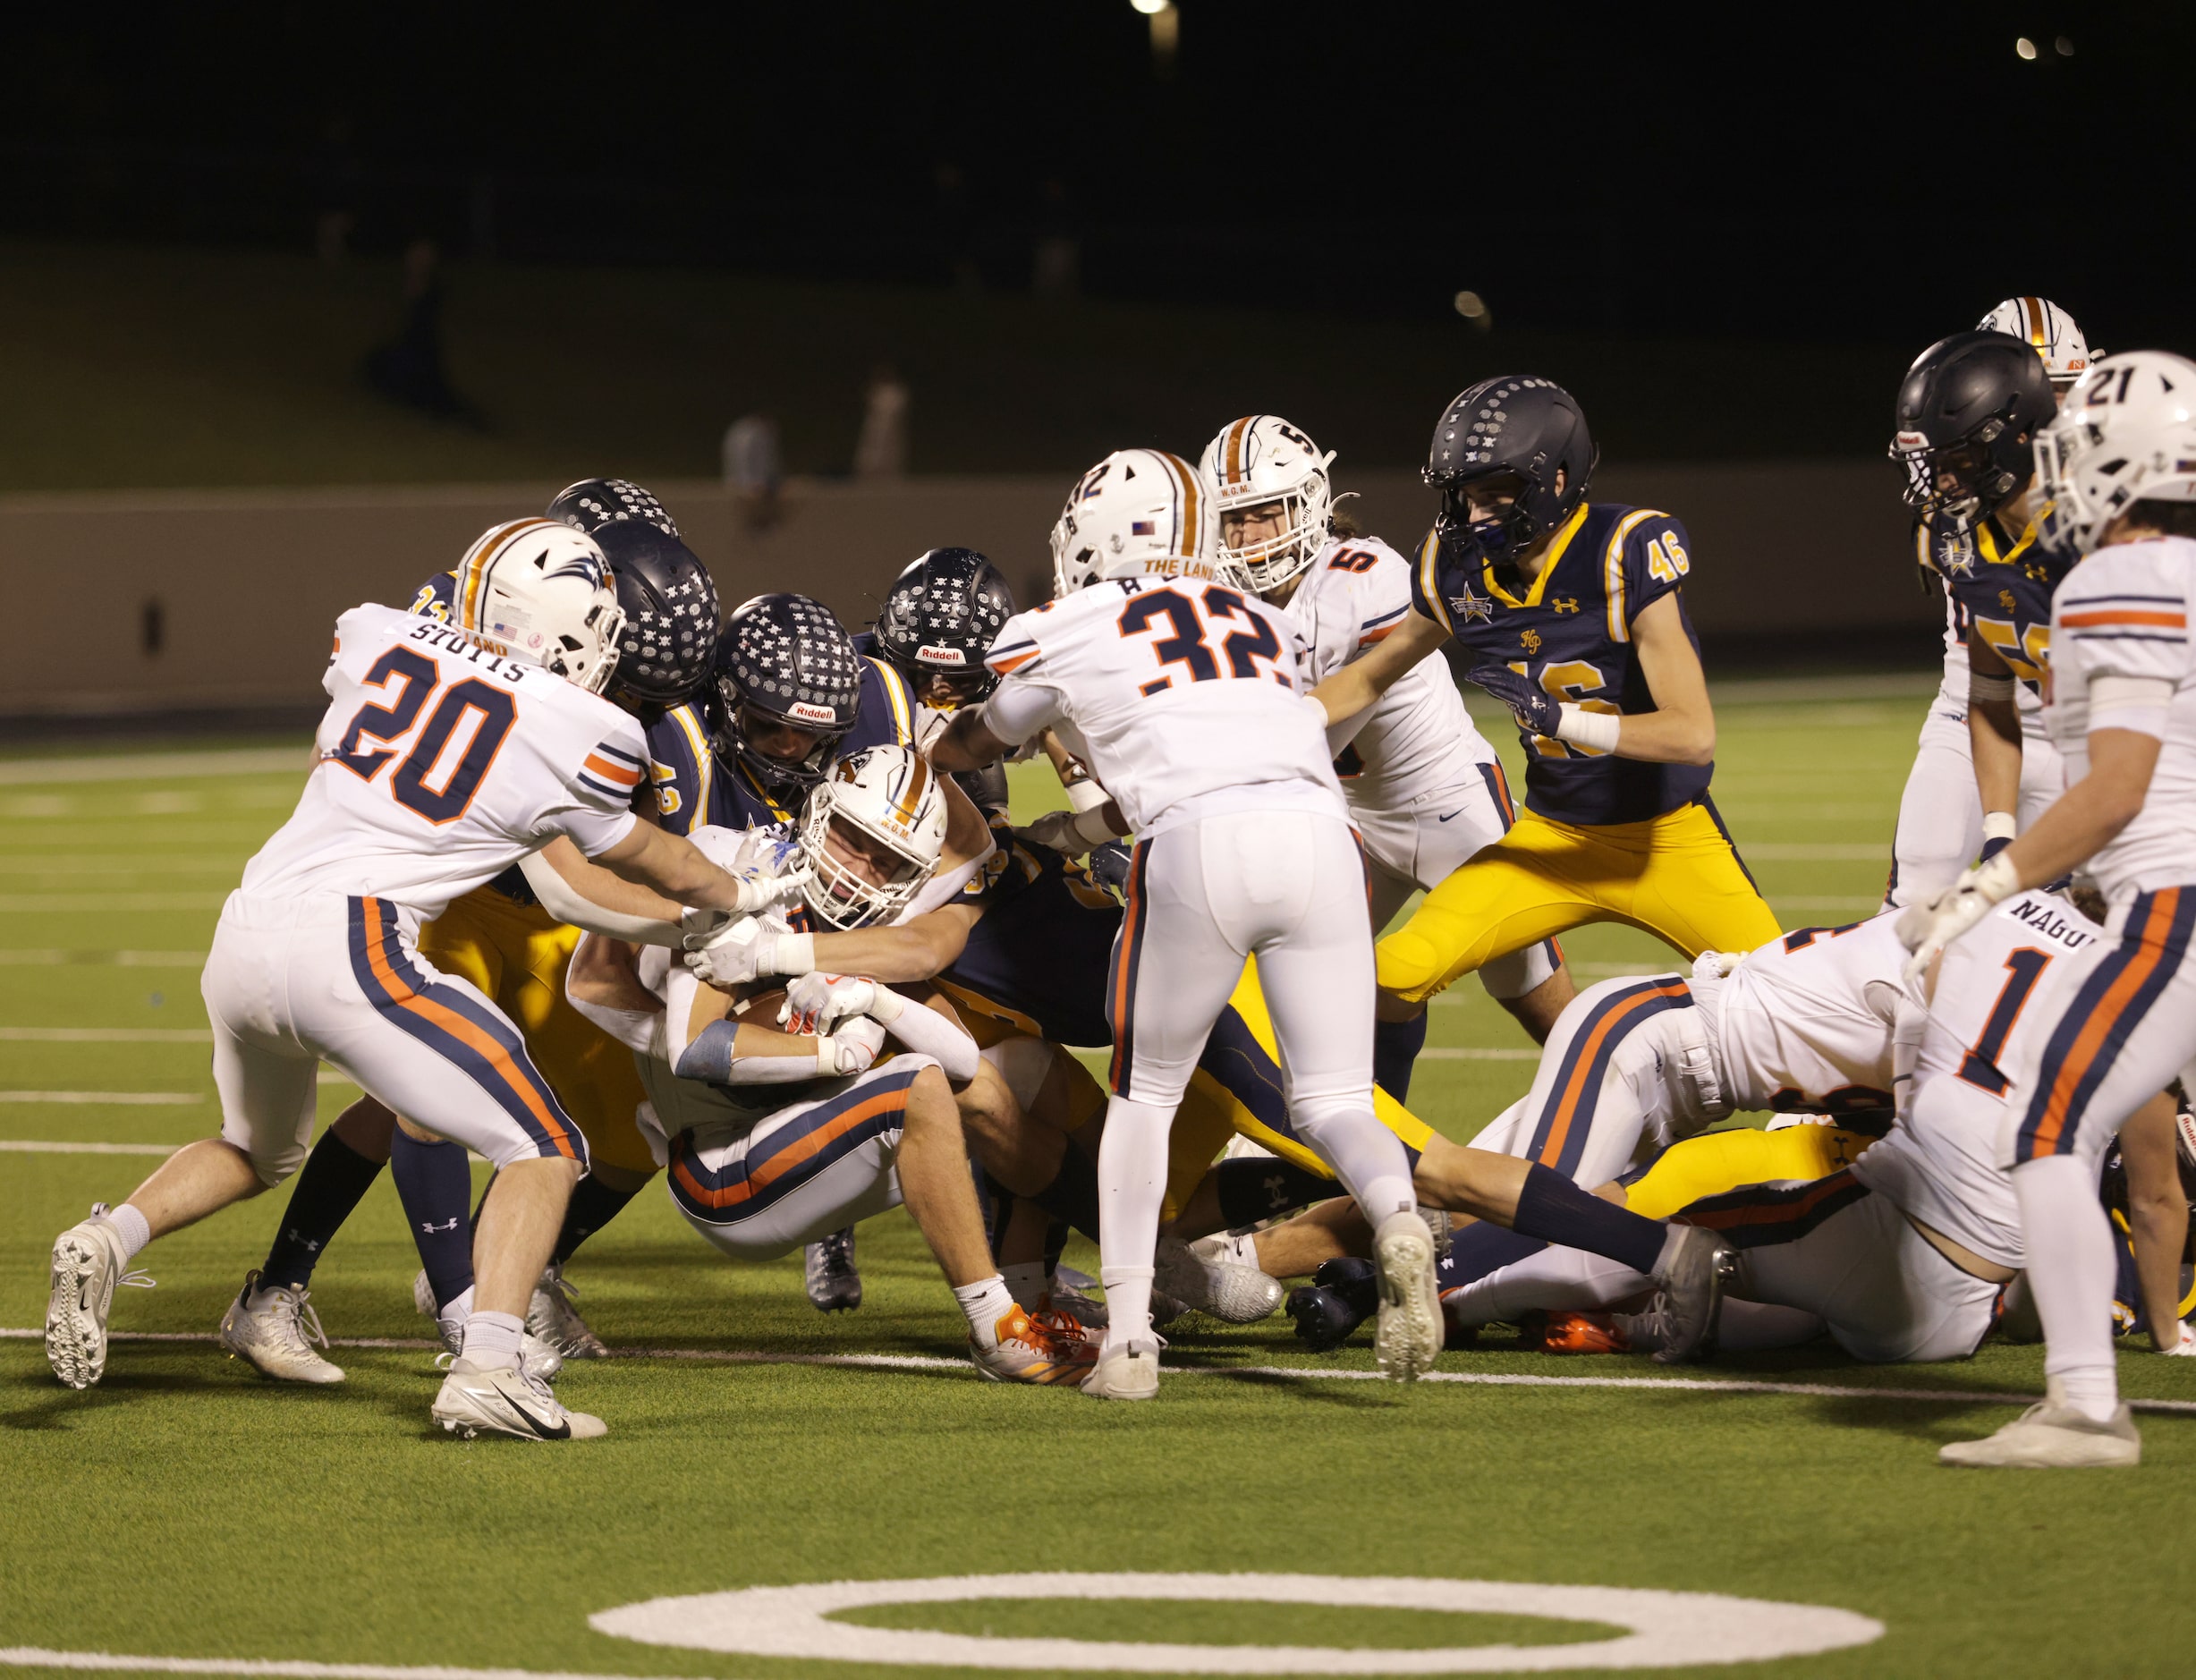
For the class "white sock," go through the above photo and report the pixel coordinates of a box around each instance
[439,1284,476,1328]
[104,1202,152,1260]
[2014,1154,2122,1421]
[1447,1248,1645,1329]
[1200,1231,1259,1271]
[1292,1105,1416,1227]
[1096,1094,1174,1348]
[999,1261,1048,1310]
[460,1309,524,1371]
[953,1275,1017,1345]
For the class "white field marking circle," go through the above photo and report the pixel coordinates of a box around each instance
[589,1572,1886,1674]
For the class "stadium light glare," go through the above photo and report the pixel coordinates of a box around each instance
[2014,37,2038,60]
[1454,291,1488,318]
[2055,36,2074,56]
[1130,0,1169,13]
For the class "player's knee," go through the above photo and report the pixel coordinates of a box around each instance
[1285,1088,1378,1142]
[241,1137,301,1190]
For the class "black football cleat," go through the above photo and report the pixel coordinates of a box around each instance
[1286,1257,1379,1353]
[804,1227,863,1312]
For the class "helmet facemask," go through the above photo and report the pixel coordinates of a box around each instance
[1889,413,2030,528]
[1431,469,1547,567]
[796,750,946,929]
[1218,476,1332,593]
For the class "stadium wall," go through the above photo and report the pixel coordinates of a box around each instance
[3,462,1927,717]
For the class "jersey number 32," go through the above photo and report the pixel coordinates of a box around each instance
[1116,584,1291,698]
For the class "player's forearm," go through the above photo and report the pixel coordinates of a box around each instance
[1607,704,1715,766]
[931,708,1012,773]
[1967,700,2024,821]
[600,822,750,912]
[807,925,964,984]
[1309,620,1437,729]
[875,990,979,1082]
[674,1018,828,1085]
[521,841,685,945]
[1999,730,2159,888]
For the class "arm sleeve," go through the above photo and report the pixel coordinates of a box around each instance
[674,1018,820,1086]
[1607,513,1691,644]
[517,849,683,946]
[2086,675,2175,741]
[871,991,979,1082]
[1406,528,1456,635]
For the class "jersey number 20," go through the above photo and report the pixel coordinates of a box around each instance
[1116,585,1291,697]
[331,647,517,824]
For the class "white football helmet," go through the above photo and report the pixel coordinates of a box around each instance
[1978,297,2096,392]
[2035,351,2196,557]
[798,743,949,929]
[1198,414,1337,593]
[1049,448,1217,597]
[453,517,626,694]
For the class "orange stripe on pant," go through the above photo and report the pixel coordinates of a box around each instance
[2028,889,2178,1158]
[1536,981,1690,1169]
[1107,844,1149,1092]
[360,896,579,1159]
[670,1087,909,1210]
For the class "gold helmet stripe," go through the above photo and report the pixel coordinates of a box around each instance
[2021,296,2048,350]
[1224,415,1254,486]
[892,750,931,827]
[1162,450,1201,556]
[455,516,556,632]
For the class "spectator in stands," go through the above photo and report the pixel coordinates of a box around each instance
[854,365,909,479]
[362,238,475,423]
[724,414,784,530]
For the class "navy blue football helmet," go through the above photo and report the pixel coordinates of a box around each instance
[589,522,719,708]
[1889,331,2054,527]
[1425,376,1597,564]
[871,547,1017,704]
[712,594,864,796]
[546,477,679,538]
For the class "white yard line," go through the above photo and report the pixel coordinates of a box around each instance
[0,895,229,912]
[2,1328,2188,1415]
[0,1650,683,1680]
[0,1091,200,1105]
[1419,1048,1539,1062]
[0,1140,182,1156]
[0,1026,211,1042]
[1768,896,1883,913]
[0,951,207,966]
[0,750,309,786]
[1737,844,1889,861]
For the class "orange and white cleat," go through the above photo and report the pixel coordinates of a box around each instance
[1519,1310,1632,1355]
[971,1303,1099,1386]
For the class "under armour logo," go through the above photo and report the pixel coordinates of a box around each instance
[419,1217,462,1235]
[284,1230,321,1252]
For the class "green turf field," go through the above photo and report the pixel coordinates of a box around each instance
[3,682,2192,1680]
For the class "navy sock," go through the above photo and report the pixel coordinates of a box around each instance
[389,1130,477,1311]
[1434,1219,1548,1292]
[1510,1163,1666,1276]
[259,1129,385,1290]
[552,1175,637,1266]
[1215,1156,1337,1227]
[1042,1217,1072,1275]
[1030,1148,1102,1242]
[1371,1011,1429,1103]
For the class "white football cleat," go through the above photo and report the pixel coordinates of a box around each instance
[528,1263,607,1358]
[1939,1390,2141,1469]
[411,1268,439,1323]
[46,1206,154,1390]
[1081,1336,1162,1401]
[1155,1235,1283,1324]
[1371,1209,1441,1381]
[218,1270,343,1384]
[431,1356,605,1441]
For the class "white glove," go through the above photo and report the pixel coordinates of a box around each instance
[780,972,904,1035]
[1023,805,1119,857]
[2166,1320,2196,1357]
[684,861,813,931]
[816,1014,886,1076]
[681,915,817,988]
[1896,853,2020,982]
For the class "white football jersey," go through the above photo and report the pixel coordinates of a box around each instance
[1853,890,2105,1267]
[1283,534,1499,810]
[1712,913,1910,1114]
[2045,535,2196,902]
[981,577,1344,835]
[240,604,643,919]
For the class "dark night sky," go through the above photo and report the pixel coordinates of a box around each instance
[4,4,2179,348]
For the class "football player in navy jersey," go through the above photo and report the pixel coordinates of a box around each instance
[1313,378,1780,1039]
[854,547,1019,816]
[1887,328,2074,899]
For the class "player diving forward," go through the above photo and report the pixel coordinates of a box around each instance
[930,448,1738,1393]
[1884,317,2081,905]
[1310,377,1781,1053]
[1902,350,2196,1466]
[572,745,1097,1382]
[45,522,788,1438]
[1195,413,1572,1087]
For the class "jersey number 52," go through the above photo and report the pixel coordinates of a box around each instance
[331,648,517,824]
[1116,585,1292,697]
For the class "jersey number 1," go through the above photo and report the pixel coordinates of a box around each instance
[1955,946,2052,1096]
[332,647,517,824]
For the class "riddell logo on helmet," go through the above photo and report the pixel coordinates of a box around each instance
[1894,431,1929,451]
[787,701,837,725]
[915,645,967,666]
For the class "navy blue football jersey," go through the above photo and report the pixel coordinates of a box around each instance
[943,825,1122,1047]
[1411,503,1714,826]
[1920,512,2072,695]
[644,656,920,834]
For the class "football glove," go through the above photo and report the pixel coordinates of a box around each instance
[682,915,817,988]
[780,972,903,1036]
[1022,805,1120,857]
[1461,663,1562,739]
[1087,840,1133,894]
[1895,853,2020,982]
[816,1015,887,1076]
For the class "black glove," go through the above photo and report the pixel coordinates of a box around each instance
[1462,663,1562,738]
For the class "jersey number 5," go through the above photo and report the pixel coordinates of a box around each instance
[331,647,517,824]
[1116,585,1291,695]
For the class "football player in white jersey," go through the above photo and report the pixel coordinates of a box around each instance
[43,521,788,1440]
[1197,413,1573,1073]
[571,746,1095,1384]
[1902,349,2196,1466]
[1882,300,2092,910]
[928,446,1445,1395]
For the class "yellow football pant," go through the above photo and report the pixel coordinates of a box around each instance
[1620,1123,1878,1220]
[417,887,659,1176]
[1378,801,1782,1005]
